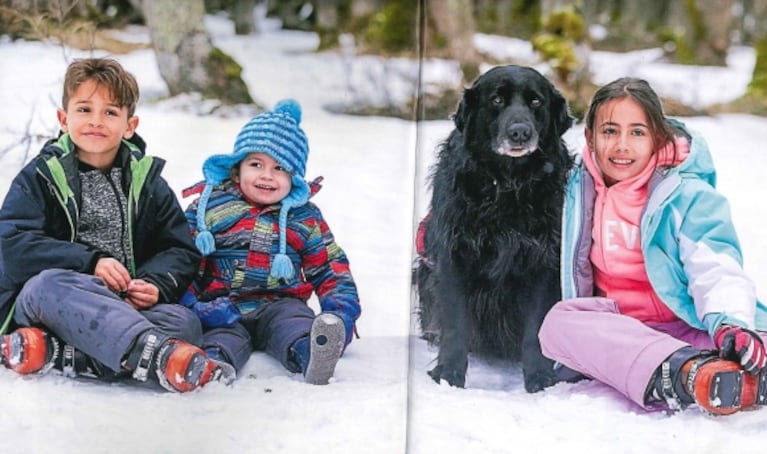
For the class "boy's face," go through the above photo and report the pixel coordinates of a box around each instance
[57,80,138,170]
[233,152,292,206]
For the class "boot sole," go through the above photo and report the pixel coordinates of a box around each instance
[707,369,743,410]
[759,370,767,405]
[210,359,237,386]
[304,314,345,385]
[692,362,767,415]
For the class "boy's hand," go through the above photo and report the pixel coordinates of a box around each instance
[94,257,131,293]
[124,279,160,309]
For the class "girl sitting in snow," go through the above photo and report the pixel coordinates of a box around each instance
[539,77,767,415]
[182,99,361,385]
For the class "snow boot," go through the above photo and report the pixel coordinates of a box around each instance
[125,331,235,393]
[0,327,59,374]
[1,327,108,378]
[648,346,767,415]
[292,313,345,385]
[56,343,107,378]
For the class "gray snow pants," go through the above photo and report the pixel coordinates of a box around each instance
[201,298,315,373]
[13,269,203,374]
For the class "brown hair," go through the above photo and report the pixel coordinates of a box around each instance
[584,77,677,152]
[61,58,140,117]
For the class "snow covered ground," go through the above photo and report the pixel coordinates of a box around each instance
[0,14,766,454]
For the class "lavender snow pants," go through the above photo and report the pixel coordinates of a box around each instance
[538,297,767,409]
[14,269,203,373]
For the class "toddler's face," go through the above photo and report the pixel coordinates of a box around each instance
[586,97,655,186]
[235,152,292,205]
[57,80,137,170]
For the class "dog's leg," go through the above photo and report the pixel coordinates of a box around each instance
[519,271,559,393]
[414,262,440,343]
[428,262,469,388]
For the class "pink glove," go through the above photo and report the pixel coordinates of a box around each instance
[714,325,767,374]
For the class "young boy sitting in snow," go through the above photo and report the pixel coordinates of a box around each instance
[0,57,232,392]
[182,99,361,385]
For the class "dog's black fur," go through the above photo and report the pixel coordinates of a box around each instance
[414,65,575,393]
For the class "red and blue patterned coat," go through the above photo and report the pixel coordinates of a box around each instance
[183,178,360,344]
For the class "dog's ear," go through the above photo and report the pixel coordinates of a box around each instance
[550,85,574,136]
[452,86,475,132]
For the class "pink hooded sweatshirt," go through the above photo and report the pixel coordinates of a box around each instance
[583,138,690,323]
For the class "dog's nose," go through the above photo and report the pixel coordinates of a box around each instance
[507,123,533,144]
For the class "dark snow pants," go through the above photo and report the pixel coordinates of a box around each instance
[14,269,202,374]
[201,298,315,373]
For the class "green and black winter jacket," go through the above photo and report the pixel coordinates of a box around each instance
[0,133,201,330]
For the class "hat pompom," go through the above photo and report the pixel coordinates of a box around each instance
[274,99,302,124]
[271,253,295,280]
[195,230,216,256]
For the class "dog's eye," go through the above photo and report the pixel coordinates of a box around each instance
[491,95,504,106]
[531,98,542,108]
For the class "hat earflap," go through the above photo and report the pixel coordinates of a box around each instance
[194,184,216,256]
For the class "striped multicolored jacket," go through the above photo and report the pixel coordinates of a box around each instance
[183,178,360,343]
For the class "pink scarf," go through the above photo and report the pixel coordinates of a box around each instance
[583,138,689,323]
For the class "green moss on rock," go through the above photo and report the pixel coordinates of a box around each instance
[203,47,254,105]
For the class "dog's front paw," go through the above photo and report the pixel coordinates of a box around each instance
[428,364,466,388]
[523,369,557,393]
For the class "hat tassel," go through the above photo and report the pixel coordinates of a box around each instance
[196,230,216,256]
[271,253,294,280]
[271,204,295,280]
[195,184,216,256]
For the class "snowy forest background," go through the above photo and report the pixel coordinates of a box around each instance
[1,1,767,453]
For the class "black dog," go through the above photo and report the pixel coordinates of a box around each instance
[414,65,575,393]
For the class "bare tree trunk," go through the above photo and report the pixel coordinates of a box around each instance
[474,0,517,36]
[141,0,209,94]
[350,0,384,17]
[693,0,734,65]
[426,0,478,81]
[138,0,253,104]
[739,0,767,41]
[665,0,733,65]
[231,0,257,35]
[315,0,341,50]
[746,0,767,94]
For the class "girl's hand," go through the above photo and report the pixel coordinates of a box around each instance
[714,325,767,374]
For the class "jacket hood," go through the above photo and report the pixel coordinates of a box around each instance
[663,119,716,188]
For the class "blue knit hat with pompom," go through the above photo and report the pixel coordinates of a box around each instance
[194,99,310,280]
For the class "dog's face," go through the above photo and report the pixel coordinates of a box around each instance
[453,65,572,159]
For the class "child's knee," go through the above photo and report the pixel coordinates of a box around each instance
[148,304,204,345]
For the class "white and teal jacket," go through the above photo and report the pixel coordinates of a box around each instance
[561,119,767,337]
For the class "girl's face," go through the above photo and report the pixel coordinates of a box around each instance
[586,97,655,186]
[234,152,292,205]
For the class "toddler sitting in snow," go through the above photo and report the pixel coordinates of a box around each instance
[183,99,361,384]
